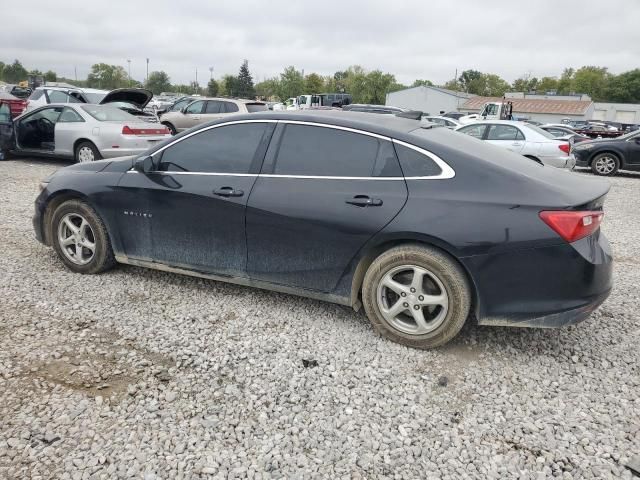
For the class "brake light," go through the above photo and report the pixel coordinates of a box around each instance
[558,143,570,155]
[539,210,603,243]
[122,126,170,135]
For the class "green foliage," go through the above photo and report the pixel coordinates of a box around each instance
[145,71,172,94]
[2,59,28,83]
[605,69,640,103]
[236,60,255,99]
[219,74,239,97]
[572,66,610,101]
[44,70,57,82]
[412,79,433,87]
[304,73,324,93]
[278,66,304,100]
[207,78,219,96]
[535,76,559,94]
[255,77,280,100]
[87,63,128,89]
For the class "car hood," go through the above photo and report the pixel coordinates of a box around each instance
[60,156,135,174]
[99,88,153,109]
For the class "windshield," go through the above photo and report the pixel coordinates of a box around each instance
[524,123,556,139]
[84,92,108,103]
[81,105,139,121]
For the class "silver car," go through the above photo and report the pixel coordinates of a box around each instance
[159,97,268,134]
[0,103,171,163]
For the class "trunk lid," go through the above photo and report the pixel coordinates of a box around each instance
[100,88,153,110]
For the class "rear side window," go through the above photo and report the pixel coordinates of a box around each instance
[158,123,269,173]
[185,101,204,114]
[47,90,71,103]
[274,124,379,177]
[394,143,442,177]
[205,101,222,113]
[246,103,268,113]
[457,124,487,139]
[486,125,524,141]
[29,90,44,100]
[223,102,239,113]
[58,108,84,123]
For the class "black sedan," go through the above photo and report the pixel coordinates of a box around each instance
[573,129,640,175]
[33,111,613,348]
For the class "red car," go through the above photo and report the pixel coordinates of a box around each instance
[0,92,28,119]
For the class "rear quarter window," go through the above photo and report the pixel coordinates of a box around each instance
[29,90,44,100]
[246,103,268,113]
[394,143,442,177]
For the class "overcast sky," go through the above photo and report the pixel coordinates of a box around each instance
[2,0,639,86]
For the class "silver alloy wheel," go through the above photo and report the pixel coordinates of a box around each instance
[77,146,95,163]
[57,213,96,265]
[377,265,449,335]
[594,155,616,174]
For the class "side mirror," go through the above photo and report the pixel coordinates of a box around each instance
[133,155,154,173]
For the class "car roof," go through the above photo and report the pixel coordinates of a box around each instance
[190,97,265,104]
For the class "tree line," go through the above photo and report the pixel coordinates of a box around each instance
[2,57,640,104]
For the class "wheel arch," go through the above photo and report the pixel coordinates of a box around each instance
[73,138,97,155]
[348,234,480,320]
[41,189,92,245]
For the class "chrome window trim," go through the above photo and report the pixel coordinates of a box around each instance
[137,118,455,180]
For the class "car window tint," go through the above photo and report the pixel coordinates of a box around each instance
[158,123,269,173]
[47,90,71,103]
[29,90,44,100]
[458,124,486,139]
[487,125,521,141]
[224,102,239,113]
[274,124,379,177]
[171,99,190,111]
[58,108,84,123]
[25,107,64,123]
[394,143,442,177]
[372,140,402,177]
[185,101,204,114]
[204,100,222,114]
[246,103,267,113]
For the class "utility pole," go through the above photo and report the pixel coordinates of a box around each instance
[209,66,214,81]
[146,58,149,83]
[127,59,131,86]
[74,66,77,82]
[195,67,198,91]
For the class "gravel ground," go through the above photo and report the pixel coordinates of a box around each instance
[0,158,638,480]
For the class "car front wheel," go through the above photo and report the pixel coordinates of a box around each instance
[591,153,620,176]
[75,141,102,163]
[362,244,471,349]
[51,200,115,274]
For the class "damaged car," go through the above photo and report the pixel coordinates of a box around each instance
[0,103,170,163]
[32,111,613,349]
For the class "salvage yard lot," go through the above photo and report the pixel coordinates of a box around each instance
[0,159,638,479]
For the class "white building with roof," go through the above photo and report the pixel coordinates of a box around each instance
[385,86,474,115]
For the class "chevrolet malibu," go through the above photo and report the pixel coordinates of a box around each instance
[33,111,613,348]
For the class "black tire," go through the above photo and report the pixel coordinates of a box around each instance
[50,200,116,274]
[362,244,471,349]
[162,122,177,135]
[590,152,620,176]
[74,141,102,164]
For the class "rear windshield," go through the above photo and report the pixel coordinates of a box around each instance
[81,105,138,121]
[84,92,108,104]
[246,103,268,113]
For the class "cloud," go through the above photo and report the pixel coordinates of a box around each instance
[2,0,639,86]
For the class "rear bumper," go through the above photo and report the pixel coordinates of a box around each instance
[540,154,576,169]
[464,230,613,329]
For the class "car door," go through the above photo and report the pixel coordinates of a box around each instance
[485,124,525,154]
[54,107,86,157]
[245,122,408,292]
[116,121,274,275]
[177,100,205,131]
[626,133,640,166]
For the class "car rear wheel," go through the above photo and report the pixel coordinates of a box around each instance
[51,200,115,274]
[75,141,102,163]
[362,244,471,349]
[162,122,177,135]
[591,153,619,176]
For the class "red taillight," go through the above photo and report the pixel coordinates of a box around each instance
[539,210,603,243]
[122,125,170,135]
[558,143,570,155]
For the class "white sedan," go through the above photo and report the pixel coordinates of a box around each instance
[0,103,171,163]
[455,120,576,169]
